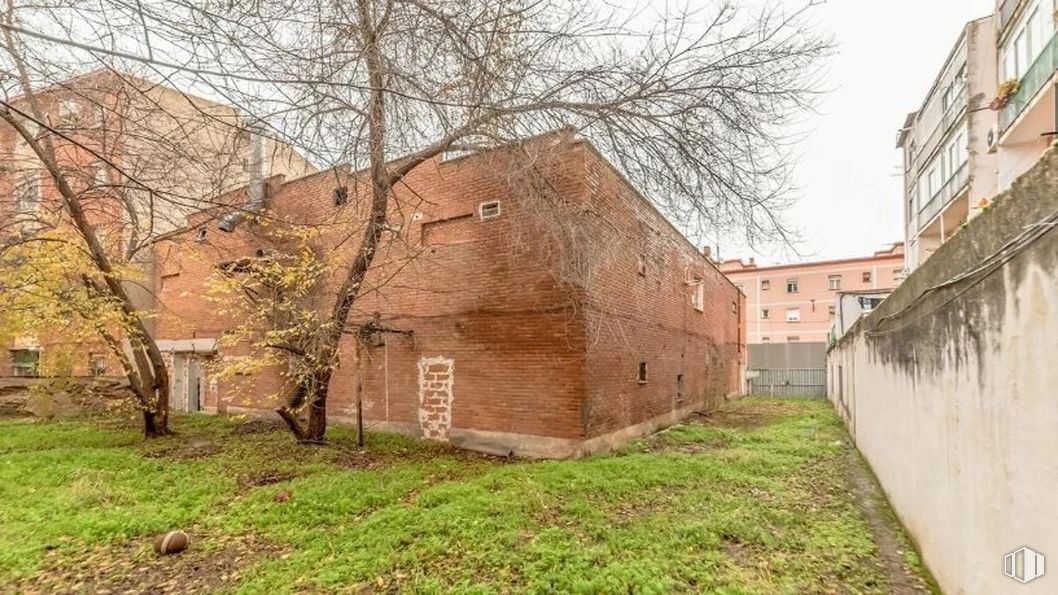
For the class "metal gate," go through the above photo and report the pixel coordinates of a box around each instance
[747,368,826,398]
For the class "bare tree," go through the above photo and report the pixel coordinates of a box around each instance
[0,0,312,435]
[6,0,828,441]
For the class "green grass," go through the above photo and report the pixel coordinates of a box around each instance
[0,399,933,593]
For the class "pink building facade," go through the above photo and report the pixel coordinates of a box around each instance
[719,244,905,344]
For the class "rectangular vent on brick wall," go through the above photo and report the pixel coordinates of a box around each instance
[479,201,501,219]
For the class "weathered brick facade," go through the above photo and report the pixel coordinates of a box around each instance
[0,70,314,378]
[155,132,745,457]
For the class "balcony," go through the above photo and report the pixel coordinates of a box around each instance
[998,0,1025,41]
[918,162,968,231]
[1001,30,1058,132]
[913,87,967,171]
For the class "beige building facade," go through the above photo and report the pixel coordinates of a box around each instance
[897,16,999,271]
[719,244,905,346]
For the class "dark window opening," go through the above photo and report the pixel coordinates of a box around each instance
[786,278,799,293]
[89,353,107,377]
[10,349,40,377]
[637,362,648,384]
[676,374,685,402]
[333,186,349,206]
[862,271,872,283]
[761,280,770,290]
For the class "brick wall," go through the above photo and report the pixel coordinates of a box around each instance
[156,131,743,454]
[576,143,743,437]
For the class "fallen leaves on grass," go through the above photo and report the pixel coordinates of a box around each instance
[10,532,286,595]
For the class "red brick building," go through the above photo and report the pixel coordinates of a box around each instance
[0,70,312,377]
[155,131,744,457]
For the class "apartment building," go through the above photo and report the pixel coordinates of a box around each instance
[0,69,315,377]
[897,16,999,271]
[718,244,905,345]
[995,0,1058,190]
[152,131,745,458]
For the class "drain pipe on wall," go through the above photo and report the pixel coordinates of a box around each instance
[219,122,265,232]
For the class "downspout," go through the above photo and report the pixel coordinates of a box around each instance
[219,122,265,232]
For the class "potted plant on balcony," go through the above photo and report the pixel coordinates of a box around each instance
[990,78,1020,110]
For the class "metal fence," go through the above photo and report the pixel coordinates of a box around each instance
[747,368,827,398]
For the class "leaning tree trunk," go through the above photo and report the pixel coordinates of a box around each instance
[0,22,171,437]
[0,113,172,438]
[274,0,392,444]
[276,363,334,444]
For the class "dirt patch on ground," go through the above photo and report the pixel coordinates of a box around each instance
[331,447,391,470]
[689,399,811,430]
[845,449,935,594]
[237,470,300,490]
[689,408,772,430]
[142,437,221,461]
[12,532,285,595]
[230,417,287,435]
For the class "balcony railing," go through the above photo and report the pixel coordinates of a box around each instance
[912,87,967,174]
[917,162,968,231]
[1001,30,1058,131]
[999,0,1025,41]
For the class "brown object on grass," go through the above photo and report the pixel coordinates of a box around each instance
[153,531,189,555]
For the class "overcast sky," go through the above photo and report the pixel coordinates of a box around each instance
[713,0,995,265]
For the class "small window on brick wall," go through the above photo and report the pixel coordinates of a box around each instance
[691,277,704,312]
[637,254,647,277]
[638,362,648,384]
[10,349,39,377]
[89,353,107,376]
[862,271,872,283]
[333,186,348,206]
[479,200,501,219]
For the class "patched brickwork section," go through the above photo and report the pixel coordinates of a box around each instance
[417,356,454,441]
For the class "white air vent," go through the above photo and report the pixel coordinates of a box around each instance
[479,201,501,219]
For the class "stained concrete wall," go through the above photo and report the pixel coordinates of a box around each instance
[827,147,1058,593]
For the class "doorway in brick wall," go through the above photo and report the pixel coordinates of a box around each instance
[159,339,217,413]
